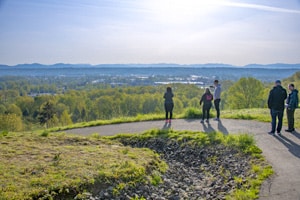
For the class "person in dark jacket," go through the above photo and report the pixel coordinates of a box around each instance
[163,87,174,123]
[285,83,299,132]
[200,88,213,123]
[267,80,287,135]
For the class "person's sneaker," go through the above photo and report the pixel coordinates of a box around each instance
[165,119,168,123]
[268,131,275,135]
[200,120,204,123]
[276,132,282,136]
[285,129,293,132]
[205,119,209,123]
[214,118,220,121]
[168,119,171,123]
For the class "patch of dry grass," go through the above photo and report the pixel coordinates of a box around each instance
[0,132,166,199]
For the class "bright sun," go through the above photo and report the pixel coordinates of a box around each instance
[145,0,223,24]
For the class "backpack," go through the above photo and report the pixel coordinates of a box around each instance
[206,94,212,101]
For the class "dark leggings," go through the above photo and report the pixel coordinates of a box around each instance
[202,107,210,120]
[165,103,174,119]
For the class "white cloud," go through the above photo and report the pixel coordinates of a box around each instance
[220,1,300,14]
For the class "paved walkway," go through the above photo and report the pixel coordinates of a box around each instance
[65,119,300,200]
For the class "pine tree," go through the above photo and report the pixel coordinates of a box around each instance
[38,101,55,128]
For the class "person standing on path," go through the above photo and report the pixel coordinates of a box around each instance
[163,86,174,123]
[213,80,221,121]
[285,83,299,133]
[267,80,287,135]
[200,88,214,123]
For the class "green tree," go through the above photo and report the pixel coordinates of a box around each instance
[72,103,87,122]
[38,101,56,128]
[0,90,19,103]
[226,77,264,109]
[0,104,6,114]
[6,104,22,116]
[97,96,114,119]
[188,97,201,108]
[120,95,141,116]
[142,95,160,114]
[60,110,73,126]
[0,114,23,131]
[173,97,184,114]
[16,96,34,117]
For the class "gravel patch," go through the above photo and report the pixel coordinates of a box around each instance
[90,137,254,200]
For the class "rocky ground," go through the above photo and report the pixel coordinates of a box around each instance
[90,137,255,200]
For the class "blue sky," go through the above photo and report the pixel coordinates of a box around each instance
[0,0,300,66]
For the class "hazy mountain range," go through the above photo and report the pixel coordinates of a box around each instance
[1,63,300,83]
[1,63,300,69]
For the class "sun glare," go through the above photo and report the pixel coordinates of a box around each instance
[146,0,222,24]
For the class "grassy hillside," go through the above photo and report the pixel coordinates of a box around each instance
[0,128,273,200]
[0,131,167,199]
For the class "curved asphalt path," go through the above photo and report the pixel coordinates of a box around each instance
[65,119,300,200]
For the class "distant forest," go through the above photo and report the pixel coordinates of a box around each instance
[0,71,299,131]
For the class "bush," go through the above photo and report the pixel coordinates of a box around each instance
[184,107,202,118]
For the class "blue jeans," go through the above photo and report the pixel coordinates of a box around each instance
[270,109,284,133]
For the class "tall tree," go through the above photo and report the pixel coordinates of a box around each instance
[0,114,23,131]
[226,77,265,109]
[38,101,55,128]
[60,110,72,126]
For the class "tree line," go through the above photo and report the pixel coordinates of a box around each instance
[2,74,296,132]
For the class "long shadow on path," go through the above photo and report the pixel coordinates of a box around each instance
[217,120,229,135]
[275,134,300,159]
[200,121,216,133]
[291,131,300,140]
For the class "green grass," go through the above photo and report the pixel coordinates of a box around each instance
[111,129,260,155]
[183,107,300,128]
[227,165,273,200]
[49,114,165,132]
[0,131,167,200]
[182,107,270,122]
[222,108,300,128]
[221,108,271,122]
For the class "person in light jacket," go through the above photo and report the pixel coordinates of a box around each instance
[213,80,221,121]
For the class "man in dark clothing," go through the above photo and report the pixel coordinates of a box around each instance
[267,80,287,135]
[285,83,299,132]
